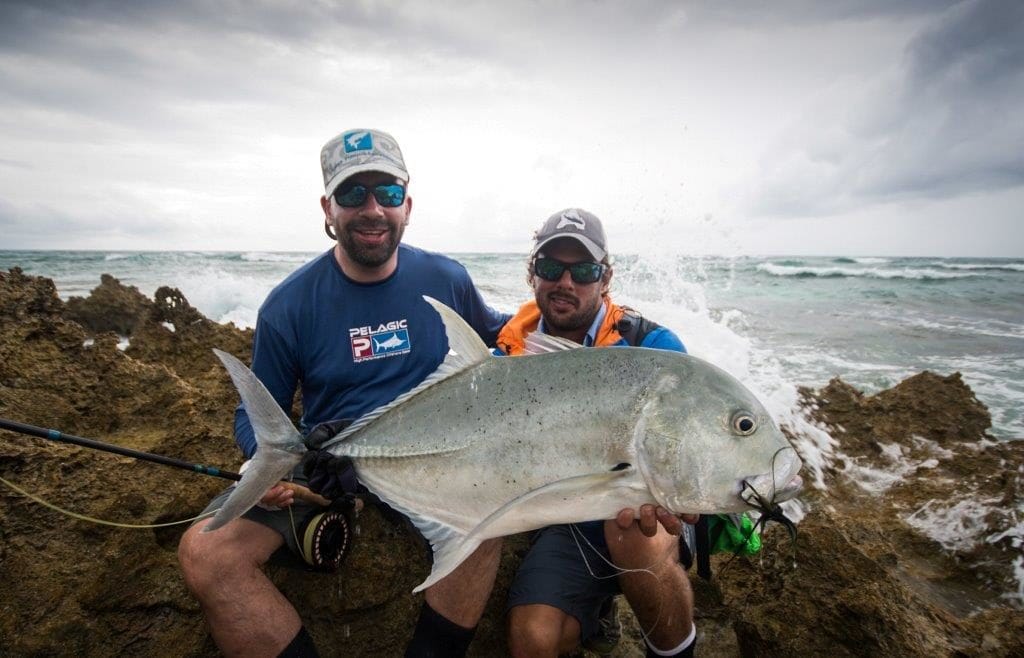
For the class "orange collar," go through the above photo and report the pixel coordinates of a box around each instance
[496,299,627,355]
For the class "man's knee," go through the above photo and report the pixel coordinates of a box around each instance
[507,605,576,657]
[605,522,679,569]
[177,519,276,594]
[178,523,226,592]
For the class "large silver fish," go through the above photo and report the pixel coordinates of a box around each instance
[206,297,803,592]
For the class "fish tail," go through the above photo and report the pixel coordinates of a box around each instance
[203,350,305,532]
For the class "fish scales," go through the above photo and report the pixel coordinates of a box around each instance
[347,349,655,536]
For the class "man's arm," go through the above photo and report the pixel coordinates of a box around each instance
[640,326,686,354]
[458,278,511,346]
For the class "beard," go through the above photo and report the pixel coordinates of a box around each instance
[537,291,602,333]
[336,219,405,268]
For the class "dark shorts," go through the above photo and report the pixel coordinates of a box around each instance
[506,522,621,642]
[198,465,321,567]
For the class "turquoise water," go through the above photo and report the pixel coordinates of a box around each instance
[2,250,1022,441]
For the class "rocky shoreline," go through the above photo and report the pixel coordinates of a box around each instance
[1,267,1021,657]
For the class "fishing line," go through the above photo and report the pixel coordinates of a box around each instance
[0,474,216,528]
[716,449,800,581]
[569,523,655,581]
[568,523,658,581]
[714,509,766,579]
[568,522,668,646]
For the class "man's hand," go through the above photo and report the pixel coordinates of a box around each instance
[299,420,358,501]
[301,450,357,500]
[259,483,295,509]
[238,459,297,510]
[615,505,699,537]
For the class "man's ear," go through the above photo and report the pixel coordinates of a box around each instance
[404,194,413,225]
[321,196,336,239]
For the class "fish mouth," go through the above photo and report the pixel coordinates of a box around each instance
[740,473,803,508]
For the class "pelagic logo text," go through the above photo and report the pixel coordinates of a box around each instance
[350,319,411,362]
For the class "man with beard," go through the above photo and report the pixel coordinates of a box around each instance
[496,209,698,658]
[178,129,509,658]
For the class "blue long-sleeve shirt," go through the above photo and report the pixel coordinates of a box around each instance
[234,245,509,458]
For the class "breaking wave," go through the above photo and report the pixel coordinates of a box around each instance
[757,262,983,280]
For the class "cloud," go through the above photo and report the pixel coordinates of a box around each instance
[0,1,1019,256]
[745,0,1024,218]
[692,0,960,24]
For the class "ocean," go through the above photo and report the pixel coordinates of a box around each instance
[1,250,1022,472]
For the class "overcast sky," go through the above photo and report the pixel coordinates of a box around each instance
[1,0,1022,257]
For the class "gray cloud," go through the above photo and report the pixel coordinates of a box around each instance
[0,192,192,249]
[749,0,1024,217]
[693,0,960,24]
[0,157,32,169]
[0,0,1019,255]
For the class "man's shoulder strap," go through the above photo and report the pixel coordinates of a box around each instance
[614,307,662,347]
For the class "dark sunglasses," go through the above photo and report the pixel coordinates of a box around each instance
[533,257,605,284]
[333,182,406,208]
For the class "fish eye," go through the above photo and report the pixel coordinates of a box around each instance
[731,411,757,436]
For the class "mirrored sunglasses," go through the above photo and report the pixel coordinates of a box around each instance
[333,183,406,208]
[533,257,605,284]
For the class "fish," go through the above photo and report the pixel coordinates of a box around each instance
[206,296,803,593]
[373,333,406,351]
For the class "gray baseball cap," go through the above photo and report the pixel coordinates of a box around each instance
[532,208,608,261]
[320,129,409,197]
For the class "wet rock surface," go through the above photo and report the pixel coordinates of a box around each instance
[1,267,1021,657]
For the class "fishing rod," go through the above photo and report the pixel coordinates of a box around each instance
[0,417,330,507]
[1,417,353,571]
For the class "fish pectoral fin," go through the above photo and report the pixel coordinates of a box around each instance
[379,470,636,594]
[464,469,636,543]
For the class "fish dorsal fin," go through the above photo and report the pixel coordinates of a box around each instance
[422,295,491,367]
[319,296,490,451]
[524,332,582,355]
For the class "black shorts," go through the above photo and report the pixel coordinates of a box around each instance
[198,465,320,567]
[506,523,620,641]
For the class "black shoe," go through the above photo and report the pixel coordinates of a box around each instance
[582,596,621,655]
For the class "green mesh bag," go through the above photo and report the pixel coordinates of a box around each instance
[708,513,761,555]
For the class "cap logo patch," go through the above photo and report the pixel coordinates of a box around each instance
[344,131,373,153]
[556,209,586,231]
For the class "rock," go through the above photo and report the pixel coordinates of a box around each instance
[65,273,153,336]
[1,268,1021,657]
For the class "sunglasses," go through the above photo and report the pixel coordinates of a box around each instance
[533,257,605,284]
[333,182,406,208]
